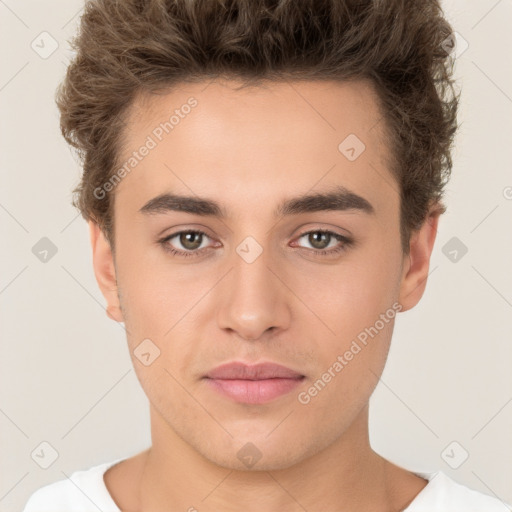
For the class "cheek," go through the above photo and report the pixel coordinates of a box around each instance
[115,246,201,336]
[115,258,214,385]
[296,309,395,424]
[291,250,401,336]
[289,248,401,393]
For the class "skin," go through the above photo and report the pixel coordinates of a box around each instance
[90,78,440,511]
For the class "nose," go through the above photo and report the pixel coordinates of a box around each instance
[216,245,292,341]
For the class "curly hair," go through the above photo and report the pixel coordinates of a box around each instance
[56,0,459,254]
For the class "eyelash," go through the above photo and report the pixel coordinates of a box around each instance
[158,229,353,259]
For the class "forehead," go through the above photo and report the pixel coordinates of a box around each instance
[115,78,397,222]
[126,78,385,147]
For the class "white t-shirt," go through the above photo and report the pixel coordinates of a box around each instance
[22,457,511,512]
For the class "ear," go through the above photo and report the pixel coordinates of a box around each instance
[88,220,124,323]
[398,208,441,312]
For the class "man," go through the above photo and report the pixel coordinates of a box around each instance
[23,0,511,510]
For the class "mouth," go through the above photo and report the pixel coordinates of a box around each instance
[203,361,305,404]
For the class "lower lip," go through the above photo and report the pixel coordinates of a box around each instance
[205,377,304,404]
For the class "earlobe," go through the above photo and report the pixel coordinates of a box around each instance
[88,220,124,323]
[398,210,441,312]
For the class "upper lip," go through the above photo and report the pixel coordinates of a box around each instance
[205,362,304,380]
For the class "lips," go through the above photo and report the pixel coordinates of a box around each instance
[206,362,304,380]
[204,362,305,404]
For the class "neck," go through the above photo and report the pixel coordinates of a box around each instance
[136,404,413,512]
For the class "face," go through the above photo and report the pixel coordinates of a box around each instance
[91,78,437,471]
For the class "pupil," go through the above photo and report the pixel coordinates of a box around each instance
[181,232,202,250]
[310,232,329,249]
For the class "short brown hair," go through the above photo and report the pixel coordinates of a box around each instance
[56,0,459,254]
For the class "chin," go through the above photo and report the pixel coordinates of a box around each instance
[191,430,318,472]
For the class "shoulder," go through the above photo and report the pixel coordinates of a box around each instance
[22,459,124,512]
[407,470,511,511]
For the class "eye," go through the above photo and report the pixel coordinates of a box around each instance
[159,229,215,258]
[293,229,353,257]
[158,228,353,259]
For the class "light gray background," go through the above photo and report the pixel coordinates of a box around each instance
[1,1,511,511]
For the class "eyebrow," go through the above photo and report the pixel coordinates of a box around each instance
[139,185,375,218]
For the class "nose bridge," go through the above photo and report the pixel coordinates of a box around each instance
[216,235,291,340]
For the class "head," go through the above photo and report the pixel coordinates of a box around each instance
[57,0,458,470]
